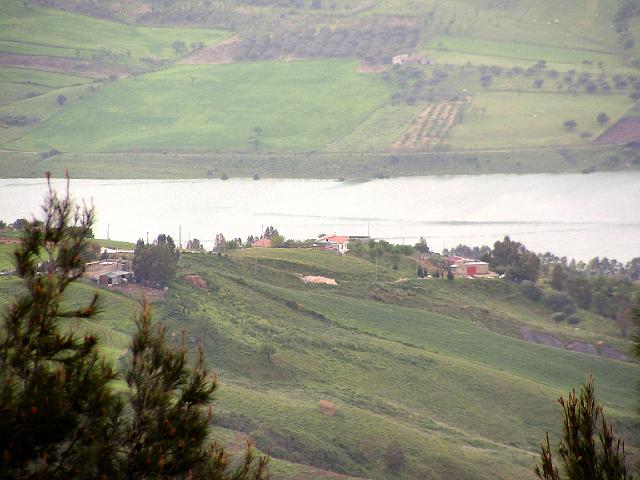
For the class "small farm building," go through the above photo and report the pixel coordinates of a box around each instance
[252,238,272,248]
[446,256,491,277]
[315,235,349,254]
[99,270,131,286]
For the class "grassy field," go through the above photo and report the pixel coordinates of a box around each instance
[8,60,393,153]
[0,0,228,67]
[422,35,625,70]
[0,243,637,479]
[0,67,91,104]
[450,92,633,150]
[0,244,15,271]
[161,248,638,479]
[0,143,637,180]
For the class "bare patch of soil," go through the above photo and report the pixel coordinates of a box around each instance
[179,36,239,65]
[0,52,131,78]
[296,274,337,285]
[0,236,20,245]
[357,62,387,73]
[184,274,208,289]
[596,116,640,144]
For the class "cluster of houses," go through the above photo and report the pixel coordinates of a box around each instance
[252,234,351,254]
[81,233,495,288]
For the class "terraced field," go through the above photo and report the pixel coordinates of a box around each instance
[393,99,467,150]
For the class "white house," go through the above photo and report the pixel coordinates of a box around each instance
[314,235,349,254]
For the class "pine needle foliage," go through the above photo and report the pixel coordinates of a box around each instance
[0,176,269,480]
[535,375,632,480]
[0,175,122,479]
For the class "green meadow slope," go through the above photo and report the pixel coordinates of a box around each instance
[3,246,635,479]
[1,0,640,177]
[8,60,393,153]
[0,0,227,68]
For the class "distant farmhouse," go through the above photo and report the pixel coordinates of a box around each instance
[445,256,495,278]
[392,54,433,65]
[314,235,349,254]
[252,237,272,248]
[85,258,132,286]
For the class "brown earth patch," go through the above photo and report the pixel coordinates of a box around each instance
[0,52,131,78]
[596,116,640,144]
[318,400,336,416]
[357,62,387,73]
[0,236,20,245]
[179,36,239,65]
[184,274,208,289]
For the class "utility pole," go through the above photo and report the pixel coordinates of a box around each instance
[107,223,110,240]
[254,254,257,276]
[146,231,149,244]
[179,225,182,249]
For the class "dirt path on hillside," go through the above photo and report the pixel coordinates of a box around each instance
[179,36,239,65]
[0,52,131,78]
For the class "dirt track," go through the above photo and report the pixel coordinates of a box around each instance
[179,36,239,65]
[0,52,131,78]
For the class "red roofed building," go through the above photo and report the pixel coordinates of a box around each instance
[314,235,349,254]
[252,238,272,248]
[445,256,490,277]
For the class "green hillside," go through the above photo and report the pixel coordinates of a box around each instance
[0,0,228,68]
[1,0,639,177]
[9,60,393,153]
[3,245,634,479]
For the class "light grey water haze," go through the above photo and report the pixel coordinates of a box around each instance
[1,172,639,261]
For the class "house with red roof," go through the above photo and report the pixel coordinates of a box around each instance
[445,255,491,277]
[314,235,349,254]
[252,237,272,248]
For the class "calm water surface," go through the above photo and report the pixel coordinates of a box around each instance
[1,172,639,261]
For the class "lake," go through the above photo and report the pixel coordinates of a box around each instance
[1,172,639,261]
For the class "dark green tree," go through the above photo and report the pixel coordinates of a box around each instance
[535,375,631,480]
[123,299,268,479]
[0,177,122,479]
[414,237,430,255]
[566,276,592,310]
[0,178,269,480]
[490,236,540,283]
[597,112,610,125]
[551,265,567,291]
[133,235,179,287]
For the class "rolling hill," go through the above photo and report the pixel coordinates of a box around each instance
[1,244,636,479]
[0,0,639,177]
